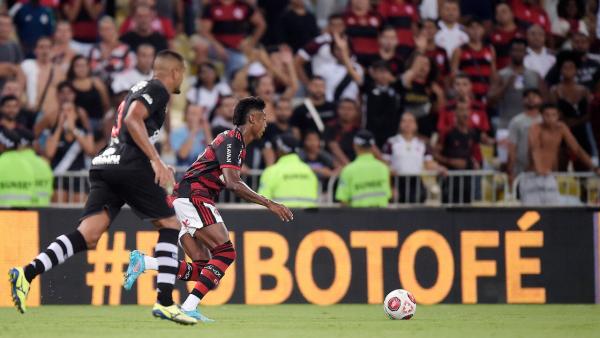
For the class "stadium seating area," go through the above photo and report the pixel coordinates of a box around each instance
[0,0,599,206]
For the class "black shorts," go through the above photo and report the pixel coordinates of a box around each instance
[81,168,175,223]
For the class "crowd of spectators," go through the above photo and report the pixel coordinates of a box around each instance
[0,0,599,205]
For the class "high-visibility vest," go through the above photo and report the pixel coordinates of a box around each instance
[258,153,319,208]
[335,153,391,207]
[0,150,35,207]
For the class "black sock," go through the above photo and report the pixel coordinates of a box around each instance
[155,228,179,306]
[23,230,87,283]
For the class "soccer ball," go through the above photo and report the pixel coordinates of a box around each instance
[383,289,416,320]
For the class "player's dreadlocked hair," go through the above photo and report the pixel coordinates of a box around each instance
[233,96,266,126]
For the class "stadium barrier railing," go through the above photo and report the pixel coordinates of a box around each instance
[512,172,600,206]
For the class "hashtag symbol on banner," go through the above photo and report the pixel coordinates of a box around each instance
[85,232,129,305]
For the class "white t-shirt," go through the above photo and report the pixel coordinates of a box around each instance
[419,0,439,20]
[383,134,432,174]
[318,60,363,102]
[186,80,231,113]
[434,21,469,57]
[297,33,337,79]
[111,67,153,94]
[524,47,556,78]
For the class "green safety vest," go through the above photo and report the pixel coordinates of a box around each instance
[258,153,319,208]
[335,153,391,207]
[21,149,53,206]
[0,150,35,207]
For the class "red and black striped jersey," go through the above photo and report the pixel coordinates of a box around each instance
[490,27,523,70]
[425,46,450,81]
[377,0,418,48]
[201,0,255,50]
[457,44,495,102]
[343,10,383,65]
[174,129,246,203]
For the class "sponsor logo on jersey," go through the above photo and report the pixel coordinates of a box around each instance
[142,94,153,105]
[92,147,121,165]
[226,143,232,163]
[131,81,148,93]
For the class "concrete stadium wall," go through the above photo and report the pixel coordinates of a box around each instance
[1,208,599,306]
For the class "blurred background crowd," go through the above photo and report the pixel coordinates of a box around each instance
[0,0,599,206]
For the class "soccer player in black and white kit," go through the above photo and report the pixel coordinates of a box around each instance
[8,50,198,325]
[123,97,294,321]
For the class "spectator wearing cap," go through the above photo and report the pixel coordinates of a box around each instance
[506,88,543,183]
[363,60,402,148]
[523,24,556,78]
[335,129,391,208]
[489,38,546,129]
[258,133,319,208]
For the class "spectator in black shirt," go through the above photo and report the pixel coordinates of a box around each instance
[279,0,320,52]
[324,98,361,166]
[364,60,402,148]
[1,80,35,131]
[298,129,337,184]
[371,26,404,73]
[263,98,294,166]
[120,5,168,54]
[434,101,481,203]
[290,75,336,138]
[0,95,33,150]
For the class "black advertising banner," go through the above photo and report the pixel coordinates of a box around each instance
[0,208,597,306]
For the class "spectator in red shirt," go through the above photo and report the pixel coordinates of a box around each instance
[451,18,497,104]
[377,0,419,59]
[343,0,383,67]
[119,0,176,41]
[511,0,551,34]
[415,19,450,87]
[60,0,104,49]
[200,0,266,79]
[437,74,490,139]
[491,3,524,70]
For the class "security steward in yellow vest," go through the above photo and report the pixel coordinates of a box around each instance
[336,130,391,207]
[258,133,319,208]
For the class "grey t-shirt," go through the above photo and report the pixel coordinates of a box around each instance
[508,112,542,175]
[497,67,540,128]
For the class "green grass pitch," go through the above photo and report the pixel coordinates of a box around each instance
[1,304,599,338]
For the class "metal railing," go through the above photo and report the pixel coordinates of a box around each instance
[512,172,600,207]
[52,169,514,207]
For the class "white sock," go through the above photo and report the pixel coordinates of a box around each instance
[181,294,201,311]
[144,255,158,270]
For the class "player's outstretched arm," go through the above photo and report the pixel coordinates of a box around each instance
[222,167,293,222]
[124,101,175,189]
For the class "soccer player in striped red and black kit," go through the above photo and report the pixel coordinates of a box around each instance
[451,18,497,104]
[344,0,383,66]
[123,97,293,321]
[377,0,419,59]
[490,3,524,70]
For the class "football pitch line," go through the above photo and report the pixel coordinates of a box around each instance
[0,304,599,338]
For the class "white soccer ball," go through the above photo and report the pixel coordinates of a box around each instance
[383,289,417,320]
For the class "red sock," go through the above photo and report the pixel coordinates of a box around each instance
[177,260,208,281]
[191,241,236,299]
